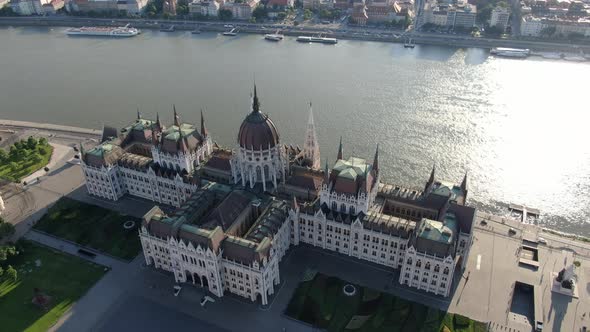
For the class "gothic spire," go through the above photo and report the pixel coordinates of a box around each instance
[200,109,208,138]
[252,85,260,113]
[291,195,298,211]
[429,164,435,183]
[324,159,330,185]
[137,108,141,121]
[173,104,180,127]
[372,144,379,173]
[151,125,158,145]
[303,102,320,169]
[461,171,468,192]
[337,136,343,160]
[156,112,162,130]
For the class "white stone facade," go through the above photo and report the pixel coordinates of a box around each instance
[230,145,288,192]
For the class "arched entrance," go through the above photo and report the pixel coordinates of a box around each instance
[255,292,263,305]
[193,272,201,286]
[185,270,193,283]
[202,275,209,288]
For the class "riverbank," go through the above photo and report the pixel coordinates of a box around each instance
[1,16,590,53]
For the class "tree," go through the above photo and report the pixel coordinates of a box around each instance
[38,137,48,146]
[477,4,493,24]
[9,145,19,161]
[27,136,38,150]
[252,5,268,21]
[9,162,18,172]
[0,5,16,17]
[540,26,556,37]
[0,149,7,163]
[0,222,16,241]
[303,8,312,20]
[218,8,233,21]
[32,154,43,164]
[485,25,503,36]
[5,265,17,282]
[277,11,287,20]
[0,245,16,262]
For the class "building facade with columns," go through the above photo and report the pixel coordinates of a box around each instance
[127,87,476,304]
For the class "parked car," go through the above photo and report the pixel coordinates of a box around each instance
[538,237,548,245]
[508,228,517,235]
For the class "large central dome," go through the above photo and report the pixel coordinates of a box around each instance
[238,87,280,149]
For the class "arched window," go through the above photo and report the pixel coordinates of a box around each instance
[425,262,431,270]
[332,201,338,211]
[443,267,449,275]
[434,265,440,272]
[460,240,466,248]
[349,206,356,215]
[416,260,421,268]
[256,167,262,182]
[407,258,412,265]
[340,204,347,213]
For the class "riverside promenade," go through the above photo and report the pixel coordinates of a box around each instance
[1,16,589,53]
[0,118,100,136]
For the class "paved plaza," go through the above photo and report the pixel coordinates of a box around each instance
[2,122,589,332]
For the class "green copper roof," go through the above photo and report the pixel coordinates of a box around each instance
[163,124,196,141]
[123,119,156,132]
[333,157,370,181]
[86,143,114,157]
[417,218,455,245]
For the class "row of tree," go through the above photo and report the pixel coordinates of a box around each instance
[0,217,18,282]
[0,136,49,166]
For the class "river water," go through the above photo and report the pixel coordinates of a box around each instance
[0,26,589,235]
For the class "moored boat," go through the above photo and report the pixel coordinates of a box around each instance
[296,36,337,44]
[264,33,284,41]
[490,47,530,58]
[66,25,140,37]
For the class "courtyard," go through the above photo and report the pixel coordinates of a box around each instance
[33,197,142,260]
[0,241,105,332]
[286,271,486,332]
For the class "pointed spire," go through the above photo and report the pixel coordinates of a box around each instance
[252,85,260,113]
[324,159,330,184]
[200,109,208,138]
[303,101,320,169]
[429,163,436,183]
[461,172,468,192]
[291,195,298,210]
[337,136,343,160]
[137,108,141,120]
[151,125,158,145]
[372,144,379,173]
[173,104,180,127]
[156,112,162,130]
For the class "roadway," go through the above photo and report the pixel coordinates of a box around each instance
[1,16,590,52]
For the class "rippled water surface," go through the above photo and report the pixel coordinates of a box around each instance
[1,27,589,235]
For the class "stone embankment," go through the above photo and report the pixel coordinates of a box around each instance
[1,16,589,53]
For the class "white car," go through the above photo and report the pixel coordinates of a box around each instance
[538,237,548,245]
[173,285,182,297]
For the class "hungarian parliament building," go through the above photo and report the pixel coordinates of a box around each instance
[80,87,475,305]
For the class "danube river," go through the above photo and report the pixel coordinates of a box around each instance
[1,26,589,235]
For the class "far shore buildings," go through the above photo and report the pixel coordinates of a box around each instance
[9,0,64,15]
[418,2,476,29]
[490,6,510,31]
[350,0,414,25]
[519,0,590,37]
[63,0,148,15]
[81,87,475,305]
[188,0,259,19]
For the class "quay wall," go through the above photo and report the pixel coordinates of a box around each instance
[1,17,589,53]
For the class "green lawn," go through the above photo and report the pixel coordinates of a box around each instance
[0,144,53,182]
[33,198,142,260]
[0,241,106,332]
[286,271,487,332]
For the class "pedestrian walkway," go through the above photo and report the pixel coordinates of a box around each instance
[0,118,100,136]
[24,230,125,269]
